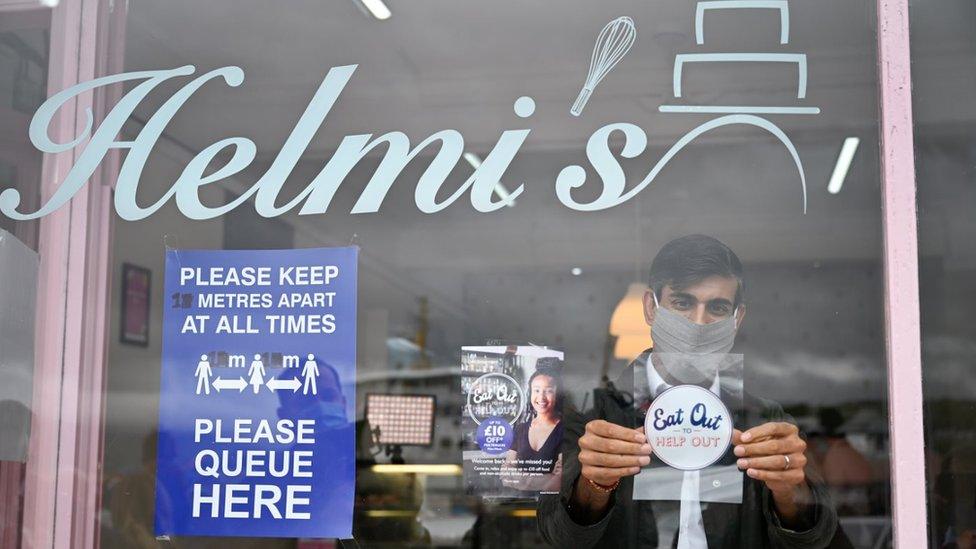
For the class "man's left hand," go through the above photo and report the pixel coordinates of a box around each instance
[733,422,812,524]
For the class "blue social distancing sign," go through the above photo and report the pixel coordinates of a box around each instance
[155,247,357,538]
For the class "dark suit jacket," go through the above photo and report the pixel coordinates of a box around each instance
[537,353,838,548]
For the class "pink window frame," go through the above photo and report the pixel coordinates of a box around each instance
[17,0,927,547]
[15,0,126,548]
[876,0,927,547]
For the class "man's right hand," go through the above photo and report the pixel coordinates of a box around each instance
[568,420,652,523]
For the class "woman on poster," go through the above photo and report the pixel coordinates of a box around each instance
[502,362,564,493]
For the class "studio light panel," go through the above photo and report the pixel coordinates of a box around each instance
[366,394,435,446]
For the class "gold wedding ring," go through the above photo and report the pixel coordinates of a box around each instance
[783,454,791,471]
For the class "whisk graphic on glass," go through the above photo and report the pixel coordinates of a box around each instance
[571,16,637,116]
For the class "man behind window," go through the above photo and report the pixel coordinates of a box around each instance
[538,234,838,548]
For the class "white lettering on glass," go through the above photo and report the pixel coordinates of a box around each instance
[4,13,816,222]
[2,64,527,221]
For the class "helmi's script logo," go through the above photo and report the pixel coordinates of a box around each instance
[1,64,808,222]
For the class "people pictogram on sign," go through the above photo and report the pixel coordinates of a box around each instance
[301,354,319,395]
[194,354,212,395]
[248,354,265,394]
[193,351,328,396]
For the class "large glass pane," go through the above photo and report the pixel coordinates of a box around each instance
[910,1,976,547]
[1,0,891,547]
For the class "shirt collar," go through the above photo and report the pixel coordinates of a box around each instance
[646,352,721,398]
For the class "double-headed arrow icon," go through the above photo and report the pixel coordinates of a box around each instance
[266,378,301,393]
[212,376,247,392]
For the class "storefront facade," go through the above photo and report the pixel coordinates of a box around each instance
[0,0,971,547]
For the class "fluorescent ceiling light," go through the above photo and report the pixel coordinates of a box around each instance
[365,510,417,518]
[464,152,515,207]
[371,464,462,475]
[827,137,859,194]
[462,152,482,169]
[352,0,392,20]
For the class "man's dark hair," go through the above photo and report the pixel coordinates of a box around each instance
[648,234,744,307]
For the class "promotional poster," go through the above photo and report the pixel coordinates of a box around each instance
[461,346,564,499]
[155,247,357,538]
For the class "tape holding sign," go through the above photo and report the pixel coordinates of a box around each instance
[155,247,357,539]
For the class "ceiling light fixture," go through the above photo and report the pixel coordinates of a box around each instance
[464,152,516,207]
[462,152,481,168]
[371,464,462,475]
[827,137,859,194]
[571,267,582,276]
[352,0,392,20]
[609,282,653,360]
[614,333,653,361]
[606,200,653,362]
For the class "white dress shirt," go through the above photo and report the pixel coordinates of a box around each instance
[647,361,721,549]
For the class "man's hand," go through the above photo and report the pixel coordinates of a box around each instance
[957,528,976,549]
[733,422,812,525]
[579,420,652,485]
[569,420,651,523]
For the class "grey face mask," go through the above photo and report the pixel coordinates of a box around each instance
[650,292,739,385]
[650,292,738,356]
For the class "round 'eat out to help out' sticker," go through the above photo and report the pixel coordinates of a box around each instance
[645,385,733,471]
